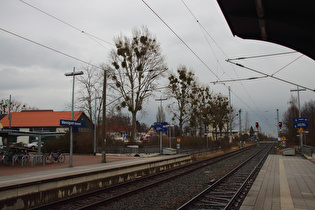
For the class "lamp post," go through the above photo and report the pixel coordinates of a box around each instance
[155,96,167,154]
[94,95,101,155]
[290,86,306,151]
[65,67,84,167]
[168,124,174,148]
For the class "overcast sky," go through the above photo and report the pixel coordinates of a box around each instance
[1,0,314,137]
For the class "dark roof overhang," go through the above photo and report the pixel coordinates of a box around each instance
[216,0,315,60]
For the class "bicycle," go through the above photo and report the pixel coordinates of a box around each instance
[45,151,66,164]
[2,148,29,166]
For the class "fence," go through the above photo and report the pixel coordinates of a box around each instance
[301,145,315,158]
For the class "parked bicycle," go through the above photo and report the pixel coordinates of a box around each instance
[45,151,66,164]
[2,148,29,166]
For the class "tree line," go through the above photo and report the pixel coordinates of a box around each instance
[282,96,315,147]
[76,26,232,142]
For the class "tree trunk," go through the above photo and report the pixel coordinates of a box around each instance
[131,111,137,143]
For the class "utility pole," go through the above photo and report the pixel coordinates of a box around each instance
[276,109,280,141]
[155,96,167,116]
[102,69,107,163]
[290,86,306,150]
[239,109,242,148]
[94,95,101,156]
[228,86,232,143]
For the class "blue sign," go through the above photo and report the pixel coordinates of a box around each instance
[293,118,308,128]
[293,117,308,122]
[60,119,85,127]
[154,122,168,132]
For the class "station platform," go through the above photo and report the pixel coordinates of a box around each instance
[0,153,192,209]
[0,153,189,188]
[241,154,315,210]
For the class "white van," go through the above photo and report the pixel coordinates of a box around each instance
[0,138,3,150]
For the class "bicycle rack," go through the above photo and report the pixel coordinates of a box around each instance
[12,155,27,166]
[21,155,30,167]
[31,155,45,167]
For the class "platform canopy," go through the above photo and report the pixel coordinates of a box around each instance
[0,130,65,138]
[216,0,315,60]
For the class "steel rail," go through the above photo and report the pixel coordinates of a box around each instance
[74,146,255,210]
[30,146,256,210]
[177,144,273,209]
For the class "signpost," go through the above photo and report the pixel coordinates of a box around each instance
[293,118,308,128]
[177,138,181,149]
[154,122,168,154]
[154,122,168,132]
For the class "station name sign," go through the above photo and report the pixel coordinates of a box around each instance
[60,119,85,127]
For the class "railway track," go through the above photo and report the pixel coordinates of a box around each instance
[31,144,269,210]
[177,143,273,209]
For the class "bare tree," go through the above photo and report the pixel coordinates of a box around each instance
[77,65,103,122]
[156,103,166,123]
[0,99,36,114]
[209,93,231,140]
[108,26,167,142]
[301,100,315,146]
[167,66,197,136]
[282,96,299,146]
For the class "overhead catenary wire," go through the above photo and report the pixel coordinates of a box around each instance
[210,76,269,84]
[19,0,114,48]
[180,0,303,132]
[227,59,315,92]
[271,55,303,76]
[227,51,298,61]
[0,27,102,71]
[180,0,270,127]
[142,0,219,81]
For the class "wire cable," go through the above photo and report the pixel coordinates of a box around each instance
[271,55,303,76]
[180,0,270,128]
[19,0,114,48]
[142,0,219,80]
[0,27,102,70]
[228,51,297,61]
[227,59,315,92]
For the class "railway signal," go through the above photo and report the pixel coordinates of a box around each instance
[278,122,282,129]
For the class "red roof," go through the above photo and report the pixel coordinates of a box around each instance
[0,110,84,128]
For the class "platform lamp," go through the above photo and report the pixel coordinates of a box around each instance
[65,67,84,167]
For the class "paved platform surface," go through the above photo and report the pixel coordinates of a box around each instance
[241,154,315,210]
[0,154,185,188]
[0,154,139,177]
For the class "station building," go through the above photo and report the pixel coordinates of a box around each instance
[0,110,93,144]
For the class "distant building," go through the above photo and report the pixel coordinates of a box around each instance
[0,110,93,144]
[105,125,132,142]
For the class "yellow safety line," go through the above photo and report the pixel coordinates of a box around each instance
[279,158,294,210]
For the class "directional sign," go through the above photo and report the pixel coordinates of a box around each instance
[154,122,168,132]
[293,118,308,128]
[60,119,85,127]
